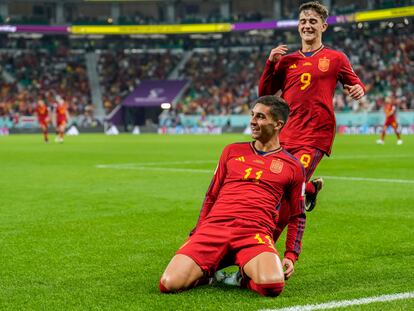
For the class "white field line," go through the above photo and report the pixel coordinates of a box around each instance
[322,175,414,184]
[96,160,216,168]
[97,165,213,174]
[330,154,411,160]
[96,163,414,184]
[259,292,414,311]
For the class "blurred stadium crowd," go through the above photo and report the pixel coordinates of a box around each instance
[0,16,413,127]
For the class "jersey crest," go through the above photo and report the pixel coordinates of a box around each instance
[270,159,283,174]
[318,57,330,72]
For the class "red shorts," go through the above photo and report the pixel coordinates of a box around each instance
[284,146,324,181]
[57,120,66,127]
[38,119,48,127]
[384,118,397,128]
[177,218,278,276]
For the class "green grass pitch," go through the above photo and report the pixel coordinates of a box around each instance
[0,134,413,310]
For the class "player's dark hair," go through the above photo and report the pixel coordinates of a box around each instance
[299,1,329,22]
[254,95,289,123]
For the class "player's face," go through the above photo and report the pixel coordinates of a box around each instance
[250,103,279,142]
[298,10,327,44]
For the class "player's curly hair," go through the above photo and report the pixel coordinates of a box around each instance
[299,1,329,22]
[254,95,290,123]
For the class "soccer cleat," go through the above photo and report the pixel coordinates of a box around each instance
[305,177,324,212]
[210,270,242,287]
[376,139,384,145]
[222,270,242,286]
[397,140,403,145]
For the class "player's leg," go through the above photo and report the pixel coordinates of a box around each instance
[161,222,229,293]
[377,124,387,144]
[41,123,48,142]
[59,122,66,141]
[392,122,403,144]
[232,228,285,297]
[56,123,64,142]
[160,254,204,293]
[242,252,285,297]
[294,148,324,211]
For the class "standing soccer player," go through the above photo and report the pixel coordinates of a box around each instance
[35,99,50,143]
[376,96,403,145]
[54,98,69,143]
[159,95,306,297]
[258,1,365,216]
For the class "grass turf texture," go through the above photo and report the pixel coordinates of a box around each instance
[0,134,413,311]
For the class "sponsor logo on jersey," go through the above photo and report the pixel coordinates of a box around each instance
[270,159,283,173]
[289,64,297,69]
[303,62,312,66]
[318,57,330,72]
[235,156,245,162]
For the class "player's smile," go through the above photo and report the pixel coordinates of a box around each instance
[298,10,327,44]
[250,104,276,141]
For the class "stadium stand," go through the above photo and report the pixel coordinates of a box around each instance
[0,0,412,130]
[98,50,182,113]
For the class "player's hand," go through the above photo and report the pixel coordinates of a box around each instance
[268,45,288,63]
[282,257,294,280]
[344,84,364,100]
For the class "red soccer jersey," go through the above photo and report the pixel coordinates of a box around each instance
[36,104,48,122]
[384,103,396,120]
[195,142,306,261]
[56,105,67,124]
[259,46,365,155]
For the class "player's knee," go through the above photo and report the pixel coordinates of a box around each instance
[255,271,284,285]
[159,274,184,293]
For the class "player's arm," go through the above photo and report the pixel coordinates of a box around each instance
[339,53,366,100]
[190,145,229,235]
[283,166,306,279]
[387,105,396,117]
[258,45,287,96]
[52,108,57,127]
[46,108,51,123]
[65,108,70,122]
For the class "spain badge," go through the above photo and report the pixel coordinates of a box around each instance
[270,159,284,174]
[318,57,330,72]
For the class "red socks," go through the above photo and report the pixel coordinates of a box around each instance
[159,281,169,293]
[305,181,315,195]
[246,279,284,297]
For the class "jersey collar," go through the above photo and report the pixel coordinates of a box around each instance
[250,141,283,156]
[298,45,324,58]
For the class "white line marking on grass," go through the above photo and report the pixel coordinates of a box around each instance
[99,166,213,174]
[322,175,414,184]
[259,292,414,311]
[96,164,414,184]
[330,154,411,160]
[97,160,216,168]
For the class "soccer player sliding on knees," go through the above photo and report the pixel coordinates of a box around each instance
[159,95,306,297]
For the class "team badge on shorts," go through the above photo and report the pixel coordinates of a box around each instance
[318,57,330,72]
[270,159,284,174]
